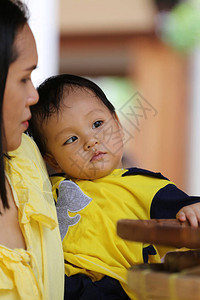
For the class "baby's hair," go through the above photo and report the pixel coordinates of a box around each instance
[28,74,115,155]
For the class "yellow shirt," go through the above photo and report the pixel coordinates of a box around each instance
[0,134,64,300]
[52,169,174,299]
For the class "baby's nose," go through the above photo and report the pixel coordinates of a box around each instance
[84,138,98,151]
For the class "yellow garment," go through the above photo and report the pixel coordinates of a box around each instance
[52,169,173,299]
[0,134,64,300]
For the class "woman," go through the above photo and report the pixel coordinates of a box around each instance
[0,0,64,299]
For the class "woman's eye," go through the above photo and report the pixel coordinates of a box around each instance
[64,136,78,145]
[21,77,30,84]
[93,120,103,129]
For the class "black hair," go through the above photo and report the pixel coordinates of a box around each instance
[0,0,29,210]
[29,74,115,155]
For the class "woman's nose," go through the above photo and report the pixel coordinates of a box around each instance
[27,81,39,107]
[84,137,99,151]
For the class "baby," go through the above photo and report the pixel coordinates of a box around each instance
[28,74,200,299]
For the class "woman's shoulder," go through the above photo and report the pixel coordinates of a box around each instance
[7,134,50,193]
[13,133,41,157]
[9,133,46,169]
[7,136,57,226]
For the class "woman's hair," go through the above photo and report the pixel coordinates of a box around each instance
[29,74,115,155]
[0,0,29,210]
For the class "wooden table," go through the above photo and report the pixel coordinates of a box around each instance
[117,219,200,300]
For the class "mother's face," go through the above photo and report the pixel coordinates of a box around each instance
[3,24,39,152]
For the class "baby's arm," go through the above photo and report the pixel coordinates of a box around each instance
[150,182,200,228]
[176,203,200,227]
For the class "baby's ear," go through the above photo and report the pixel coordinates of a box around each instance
[43,153,63,173]
[113,112,121,127]
[113,112,124,137]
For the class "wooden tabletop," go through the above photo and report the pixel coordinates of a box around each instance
[117,219,200,248]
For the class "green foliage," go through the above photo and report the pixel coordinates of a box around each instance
[161,1,200,52]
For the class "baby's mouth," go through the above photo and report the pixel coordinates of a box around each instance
[90,151,106,162]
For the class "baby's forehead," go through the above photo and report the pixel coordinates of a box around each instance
[63,85,95,98]
[61,86,104,107]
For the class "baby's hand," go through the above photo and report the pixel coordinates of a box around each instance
[176,203,200,228]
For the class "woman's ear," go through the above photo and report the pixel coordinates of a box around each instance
[43,153,63,173]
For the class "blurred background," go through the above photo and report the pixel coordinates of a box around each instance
[25,0,200,195]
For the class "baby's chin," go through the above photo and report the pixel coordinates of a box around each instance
[68,167,120,181]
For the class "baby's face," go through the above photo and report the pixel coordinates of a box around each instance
[43,88,124,180]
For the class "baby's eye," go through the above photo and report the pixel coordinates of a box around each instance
[93,120,103,129]
[64,136,78,145]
